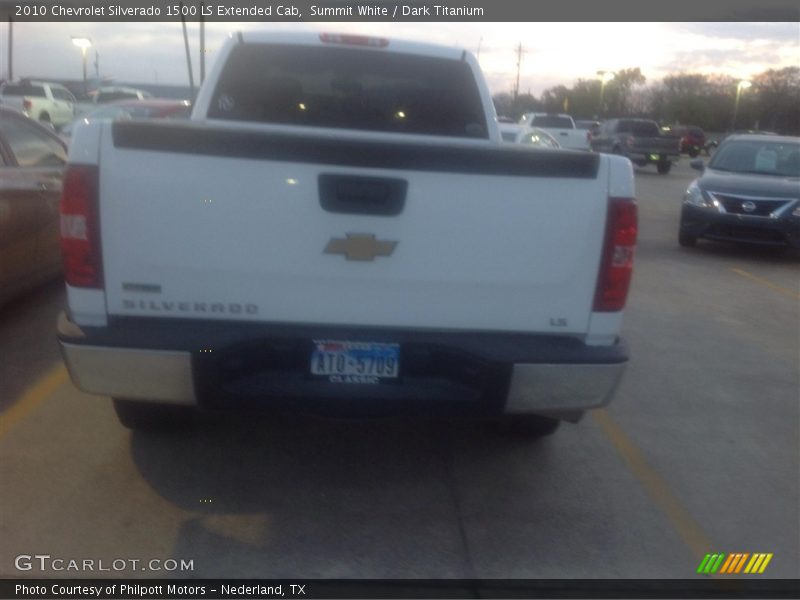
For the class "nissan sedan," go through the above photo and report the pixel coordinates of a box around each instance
[679,134,800,248]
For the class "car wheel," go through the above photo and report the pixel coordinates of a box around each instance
[688,147,699,158]
[612,145,624,155]
[112,398,194,431]
[679,230,697,247]
[488,415,561,438]
[39,112,51,124]
[657,161,672,175]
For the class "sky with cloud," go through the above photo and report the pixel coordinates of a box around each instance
[1,22,797,95]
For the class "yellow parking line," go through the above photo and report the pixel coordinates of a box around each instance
[730,268,800,301]
[592,409,714,560]
[0,365,68,439]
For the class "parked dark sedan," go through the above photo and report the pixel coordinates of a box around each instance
[0,107,66,306]
[679,134,800,248]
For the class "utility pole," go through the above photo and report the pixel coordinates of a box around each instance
[180,2,195,100]
[513,43,524,101]
[199,3,205,84]
[597,70,615,118]
[7,18,13,81]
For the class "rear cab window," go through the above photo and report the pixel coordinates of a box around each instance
[97,91,139,103]
[51,88,76,103]
[615,121,630,133]
[1,84,46,97]
[208,43,488,139]
[627,121,661,137]
[530,115,573,129]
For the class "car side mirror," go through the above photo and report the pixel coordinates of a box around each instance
[690,159,705,171]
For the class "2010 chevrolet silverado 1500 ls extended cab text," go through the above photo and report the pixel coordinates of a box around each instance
[57,31,637,436]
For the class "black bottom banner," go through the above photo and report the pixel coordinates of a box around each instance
[2,579,799,599]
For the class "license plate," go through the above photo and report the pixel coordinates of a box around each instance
[311,340,400,384]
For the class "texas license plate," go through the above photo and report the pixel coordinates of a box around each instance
[311,340,400,384]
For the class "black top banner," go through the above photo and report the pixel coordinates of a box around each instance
[2,0,799,22]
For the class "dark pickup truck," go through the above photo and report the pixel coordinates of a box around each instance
[591,118,681,174]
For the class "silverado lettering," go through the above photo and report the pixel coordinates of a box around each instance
[121,300,258,314]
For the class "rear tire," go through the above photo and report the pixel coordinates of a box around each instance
[112,398,193,431]
[688,147,699,158]
[38,112,51,124]
[489,415,561,438]
[657,161,672,175]
[679,230,697,247]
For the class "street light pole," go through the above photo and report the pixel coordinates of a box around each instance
[597,71,615,118]
[8,18,13,81]
[731,80,751,131]
[71,37,93,96]
[81,47,87,91]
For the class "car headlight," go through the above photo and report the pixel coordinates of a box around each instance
[684,181,712,208]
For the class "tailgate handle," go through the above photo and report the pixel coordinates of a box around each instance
[319,174,407,216]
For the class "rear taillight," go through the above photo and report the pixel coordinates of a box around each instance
[594,197,637,312]
[319,33,389,47]
[586,131,592,142]
[60,165,103,288]
[22,98,32,112]
[625,136,635,148]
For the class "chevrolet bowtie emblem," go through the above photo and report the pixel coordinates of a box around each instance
[324,234,398,261]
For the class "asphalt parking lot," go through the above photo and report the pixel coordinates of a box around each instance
[0,159,797,580]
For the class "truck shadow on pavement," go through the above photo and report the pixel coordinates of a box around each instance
[128,413,558,577]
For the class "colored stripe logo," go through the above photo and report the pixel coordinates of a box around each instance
[697,553,773,574]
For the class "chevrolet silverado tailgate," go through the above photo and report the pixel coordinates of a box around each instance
[99,121,611,335]
[631,136,680,155]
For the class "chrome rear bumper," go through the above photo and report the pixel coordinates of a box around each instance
[59,311,626,417]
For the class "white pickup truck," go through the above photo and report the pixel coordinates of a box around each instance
[0,80,76,128]
[58,31,636,435]
[519,112,591,151]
